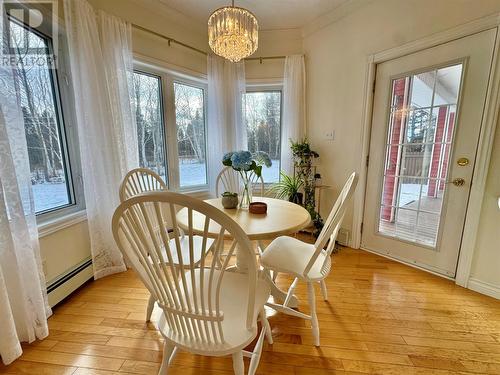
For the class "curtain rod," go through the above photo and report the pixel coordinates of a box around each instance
[132,23,286,62]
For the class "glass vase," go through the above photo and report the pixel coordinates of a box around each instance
[239,173,252,209]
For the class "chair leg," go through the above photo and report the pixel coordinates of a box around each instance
[307,282,320,347]
[260,308,273,344]
[158,342,175,375]
[257,240,266,256]
[248,320,267,375]
[284,277,299,307]
[146,293,155,322]
[320,279,328,301]
[232,351,245,375]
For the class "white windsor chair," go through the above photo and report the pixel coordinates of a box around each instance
[112,191,272,374]
[215,166,265,197]
[119,168,168,202]
[260,172,358,346]
[119,168,212,322]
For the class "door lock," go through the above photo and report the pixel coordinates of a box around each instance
[450,178,466,187]
[457,157,469,166]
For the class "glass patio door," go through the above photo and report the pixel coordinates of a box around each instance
[362,29,496,277]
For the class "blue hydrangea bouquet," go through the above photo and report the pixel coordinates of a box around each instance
[222,151,272,208]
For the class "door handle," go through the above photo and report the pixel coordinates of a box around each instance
[447,178,466,187]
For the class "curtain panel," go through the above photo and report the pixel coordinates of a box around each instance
[206,53,246,196]
[64,0,138,279]
[281,55,307,175]
[0,59,51,366]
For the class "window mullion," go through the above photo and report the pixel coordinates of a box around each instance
[164,74,180,191]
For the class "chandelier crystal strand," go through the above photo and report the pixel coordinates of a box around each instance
[208,2,258,62]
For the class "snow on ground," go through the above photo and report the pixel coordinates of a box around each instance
[179,162,207,187]
[32,183,69,213]
[399,183,429,207]
[32,166,425,214]
[178,159,280,187]
[261,160,280,183]
[31,160,282,212]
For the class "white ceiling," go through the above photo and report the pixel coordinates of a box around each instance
[157,0,350,30]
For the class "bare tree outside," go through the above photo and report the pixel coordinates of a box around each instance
[133,71,167,181]
[244,91,281,182]
[174,82,207,187]
[9,19,71,213]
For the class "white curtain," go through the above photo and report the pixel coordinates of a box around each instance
[207,53,246,196]
[0,61,51,365]
[64,0,138,279]
[281,55,306,175]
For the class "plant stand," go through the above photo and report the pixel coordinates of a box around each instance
[299,184,332,236]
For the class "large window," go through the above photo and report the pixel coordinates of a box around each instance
[244,90,282,182]
[133,69,208,190]
[8,17,79,215]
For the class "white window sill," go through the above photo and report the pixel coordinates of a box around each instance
[38,210,87,238]
[181,188,212,199]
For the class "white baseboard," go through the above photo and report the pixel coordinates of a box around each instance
[468,278,500,300]
[47,259,93,307]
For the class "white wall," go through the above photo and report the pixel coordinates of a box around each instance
[246,29,303,81]
[40,222,90,283]
[303,0,500,289]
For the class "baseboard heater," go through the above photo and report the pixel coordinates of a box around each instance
[46,258,93,307]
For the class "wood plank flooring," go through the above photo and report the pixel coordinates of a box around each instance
[2,243,500,374]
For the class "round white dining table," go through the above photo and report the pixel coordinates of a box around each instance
[176,197,311,306]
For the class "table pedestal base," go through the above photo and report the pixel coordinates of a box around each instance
[233,243,300,308]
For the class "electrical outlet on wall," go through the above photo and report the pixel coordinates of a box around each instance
[324,130,335,141]
[337,228,350,246]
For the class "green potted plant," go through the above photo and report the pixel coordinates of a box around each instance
[221,191,238,209]
[269,171,304,204]
[290,138,324,236]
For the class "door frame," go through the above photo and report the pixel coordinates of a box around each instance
[352,13,500,287]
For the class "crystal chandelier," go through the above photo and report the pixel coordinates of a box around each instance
[208,0,259,62]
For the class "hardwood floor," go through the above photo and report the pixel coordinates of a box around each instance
[2,243,500,374]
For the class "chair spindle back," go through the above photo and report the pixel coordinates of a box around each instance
[304,172,358,278]
[215,166,265,197]
[119,168,167,202]
[112,191,258,346]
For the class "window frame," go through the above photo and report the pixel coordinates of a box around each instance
[244,84,284,185]
[132,68,169,186]
[170,77,209,191]
[4,10,85,224]
[133,62,209,192]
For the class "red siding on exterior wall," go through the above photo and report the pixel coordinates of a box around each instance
[428,107,455,197]
[381,78,408,221]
